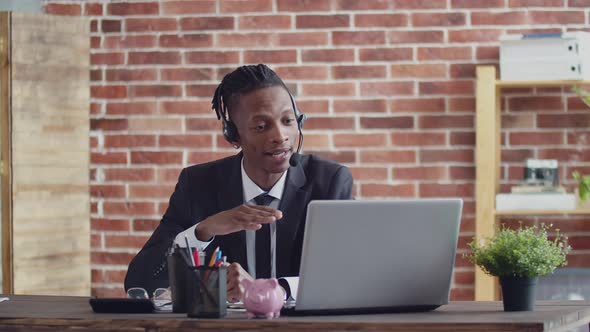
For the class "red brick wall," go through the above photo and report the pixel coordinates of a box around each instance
[42,0,590,299]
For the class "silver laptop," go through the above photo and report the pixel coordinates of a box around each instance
[282,199,463,316]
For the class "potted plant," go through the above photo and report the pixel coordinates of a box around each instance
[572,171,590,208]
[464,223,571,311]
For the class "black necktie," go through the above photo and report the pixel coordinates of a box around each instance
[254,193,274,278]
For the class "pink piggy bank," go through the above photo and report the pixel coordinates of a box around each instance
[242,278,284,319]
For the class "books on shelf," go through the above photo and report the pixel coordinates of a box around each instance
[496,193,576,211]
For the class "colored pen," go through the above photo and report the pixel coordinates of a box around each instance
[208,247,220,267]
[193,249,200,267]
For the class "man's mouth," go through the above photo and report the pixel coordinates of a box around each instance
[265,149,291,161]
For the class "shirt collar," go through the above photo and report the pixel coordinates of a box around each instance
[241,158,287,203]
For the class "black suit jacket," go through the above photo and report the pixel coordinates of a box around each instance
[124,153,353,293]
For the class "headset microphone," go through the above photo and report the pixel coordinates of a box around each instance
[289,114,306,167]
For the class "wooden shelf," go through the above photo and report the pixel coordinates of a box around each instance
[495,209,590,216]
[496,80,590,88]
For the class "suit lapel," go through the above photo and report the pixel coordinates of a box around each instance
[277,163,309,274]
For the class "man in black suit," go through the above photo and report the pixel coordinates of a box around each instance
[124,64,353,301]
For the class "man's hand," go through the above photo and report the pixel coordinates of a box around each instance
[226,262,253,303]
[195,204,282,241]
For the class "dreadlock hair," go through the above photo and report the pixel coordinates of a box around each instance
[212,64,295,143]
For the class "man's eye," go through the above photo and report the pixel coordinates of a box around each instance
[254,124,266,132]
[284,118,296,125]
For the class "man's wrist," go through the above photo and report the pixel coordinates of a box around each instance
[195,221,213,241]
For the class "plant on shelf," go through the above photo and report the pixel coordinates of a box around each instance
[464,223,571,311]
[572,171,590,204]
[572,86,590,108]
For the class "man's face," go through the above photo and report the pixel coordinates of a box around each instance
[230,86,298,176]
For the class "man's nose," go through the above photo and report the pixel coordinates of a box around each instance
[269,123,289,143]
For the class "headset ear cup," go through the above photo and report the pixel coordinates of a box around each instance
[223,120,238,143]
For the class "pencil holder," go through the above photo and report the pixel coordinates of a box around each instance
[187,266,227,318]
[167,248,194,313]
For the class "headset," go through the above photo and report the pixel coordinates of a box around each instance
[213,84,307,167]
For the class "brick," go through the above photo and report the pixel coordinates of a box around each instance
[530,11,585,24]
[420,81,474,95]
[188,151,235,164]
[538,114,590,128]
[44,3,81,15]
[90,69,102,82]
[220,0,272,13]
[277,0,331,12]
[91,184,125,199]
[449,98,475,112]
[334,134,387,147]
[360,116,413,129]
[161,101,211,115]
[106,102,156,115]
[391,133,446,146]
[129,185,175,199]
[570,0,590,6]
[91,152,128,164]
[128,118,183,131]
[92,252,136,265]
[133,219,161,232]
[180,17,234,31]
[239,15,291,29]
[360,149,417,164]
[91,103,103,116]
[296,100,331,114]
[162,1,216,14]
[302,134,330,148]
[216,135,236,149]
[278,32,328,46]
[160,34,212,48]
[128,52,181,65]
[419,115,473,129]
[333,99,387,113]
[186,118,222,131]
[412,13,465,27]
[360,82,414,96]
[302,49,354,62]
[450,132,475,146]
[361,184,415,198]
[161,68,215,81]
[449,63,476,79]
[91,218,130,232]
[186,51,240,64]
[471,11,527,25]
[509,132,563,145]
[359,48,413,62]
[452,0,504,7]
[477,46,499,60]
[507,27,562,35]
[244,50,297,64]
[90,119,129,131]
[391,98,445,112]
[104,135,156,148]
[538,148,590,162]
[420,183,473,198]
[393,166,447,180]
[131,151,183,165]
[275,66,328,80]
[312,150,356,163]
[450,166,475,180]
[355,14,407,27]
[301,83,355,96]
[85,3,103,15]
[449,29,503,43]
[187,84,218,97]
[101,20,121,33]
[91,53,124,65]
[159,134,213,148]
[106,69,157,82]
[104,35,156,49]
[333,65,386,79]
[388,30,444,43]
[92,288,126,298]
[107,2,159,15]
[125,18,177,32]
[568,96,589,111]
[91,85,127,99]
[568,132,590,145]
[349,167,388,181]
[333,31,385,45]
[296,15,350,29]
[305,117,355,130]
[418,47,471,60]
[94,269,128,284]
[104,168,155,182]
[91,36,100,48]
[501,149,534,162]
[502,114,535,128]
[391,64,446,78]
[420,149,473,163]
[217,33,273,47]
[334,0,390,10]
[392,0,447,8]
[90,137,98,149]
[129,85,182,98]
